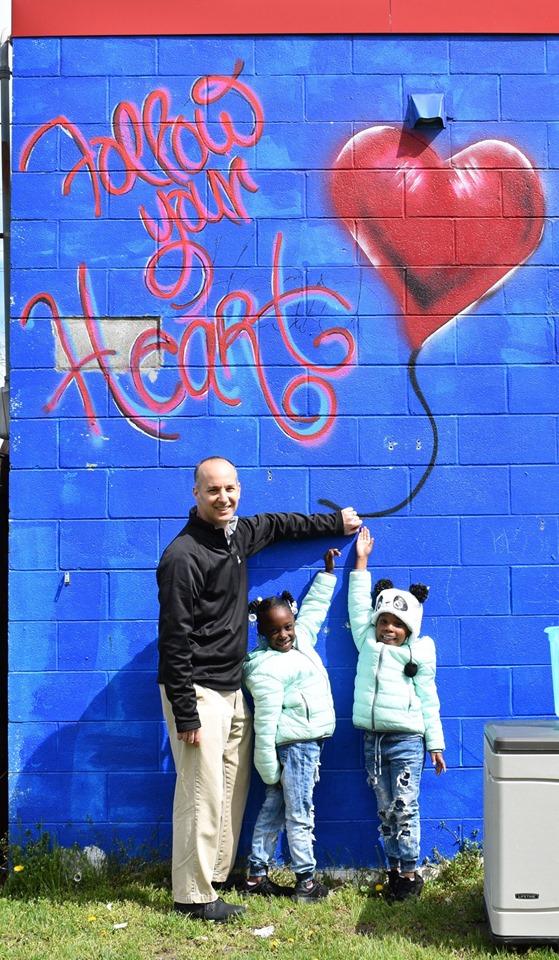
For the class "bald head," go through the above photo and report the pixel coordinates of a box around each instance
[193,458,241,528]
[193,456,237,484]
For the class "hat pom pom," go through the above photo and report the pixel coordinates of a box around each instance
[372,578,394,605]
[409,583,429,604]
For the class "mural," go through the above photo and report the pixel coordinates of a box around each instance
[17,62,546,514]
[10,36,559,863]
[327,125,545,514]
[19,62,355,445]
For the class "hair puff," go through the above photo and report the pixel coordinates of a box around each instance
[279,590,295,606]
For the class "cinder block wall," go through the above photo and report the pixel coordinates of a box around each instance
[8,35,559,865]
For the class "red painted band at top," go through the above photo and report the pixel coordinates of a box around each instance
[11,0,559,37]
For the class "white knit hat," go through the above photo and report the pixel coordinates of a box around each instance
[371,586,425,642]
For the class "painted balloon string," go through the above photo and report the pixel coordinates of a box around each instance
[318,348,438,518]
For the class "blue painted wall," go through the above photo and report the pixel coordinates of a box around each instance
[9,35,559,866]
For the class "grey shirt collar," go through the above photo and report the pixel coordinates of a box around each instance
[224,516,239,543]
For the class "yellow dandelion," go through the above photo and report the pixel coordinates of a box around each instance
[374,883,384,892]
[87,915,97,923]
[13,864,24,873]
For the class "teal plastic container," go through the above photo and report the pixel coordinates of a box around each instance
[545,626,559,717]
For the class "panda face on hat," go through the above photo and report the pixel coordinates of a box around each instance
[392,594,408,613]
[371,588,423,643]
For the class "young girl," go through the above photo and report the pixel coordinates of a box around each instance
[242,548,340,902]
[349,527,445,901]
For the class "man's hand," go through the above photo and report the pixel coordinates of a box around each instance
[324,547,341,573]
[177,728,201,746]
[341,506,361,535]
[430,751,446,775]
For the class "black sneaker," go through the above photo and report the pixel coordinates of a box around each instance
[384,869,400,901]
[394,872,424,901]
[293,877,330,902]
[242,876,294,898]
[174,897,246,922]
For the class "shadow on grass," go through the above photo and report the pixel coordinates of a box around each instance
[356,877,559,958]
[356,878,494,954]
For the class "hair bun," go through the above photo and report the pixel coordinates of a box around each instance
[409,583,429,604]
[248,596,264,621]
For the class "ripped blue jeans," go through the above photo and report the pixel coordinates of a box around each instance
[248,740,321,877]
[364,733,425,874]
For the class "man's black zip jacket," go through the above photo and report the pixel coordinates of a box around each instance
[157,506,344,732]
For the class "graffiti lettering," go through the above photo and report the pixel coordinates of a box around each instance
[21,234,355,442]
[20,61,263,208]
[20,62,355,443]
[20,62,263,311]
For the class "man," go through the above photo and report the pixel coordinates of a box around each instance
[157,456,361,921]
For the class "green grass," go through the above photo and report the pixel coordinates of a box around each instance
[1,842,557,960]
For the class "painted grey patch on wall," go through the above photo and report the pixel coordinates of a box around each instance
[53,317,162,373]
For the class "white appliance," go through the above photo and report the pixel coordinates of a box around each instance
[484,720,559,946]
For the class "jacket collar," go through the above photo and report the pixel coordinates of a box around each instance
[187,506,239,543]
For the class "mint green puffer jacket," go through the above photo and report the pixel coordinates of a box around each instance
[348,570,445,752]
[243,572,336,784]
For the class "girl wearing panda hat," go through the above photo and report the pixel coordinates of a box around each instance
[348,526,446,902]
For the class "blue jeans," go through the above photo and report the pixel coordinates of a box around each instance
[248,740,321,877]
[364,733,425,874]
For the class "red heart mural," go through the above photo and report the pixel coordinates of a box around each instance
[330,126,545,350]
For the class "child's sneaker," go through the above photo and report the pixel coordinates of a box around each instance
[394,872,424,901]
[384,869,400,901]
[242,876,294,898]
[293,876,330,902]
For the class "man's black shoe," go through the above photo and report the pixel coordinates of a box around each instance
[174,897,246,922]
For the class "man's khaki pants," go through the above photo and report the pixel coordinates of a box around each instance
[160,684,253,904]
